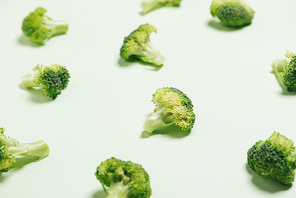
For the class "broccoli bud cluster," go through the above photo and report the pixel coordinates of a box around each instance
[247,132,296,185]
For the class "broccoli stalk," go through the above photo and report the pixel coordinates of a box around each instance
[95,157,152,198]
[103,182,130,198]
[143,87,195,133]
[272,51,296,92]
[141,0,181,14]
[6,141,49,160]
[21,64,70,99]
[21,72,38,88]
[40,19,68,34]
[142,0,162,14]
[0,128,49,172]
[131,37,164,66]
[143,104,175,132]
[22,7,68,44]
[120,24,165,66]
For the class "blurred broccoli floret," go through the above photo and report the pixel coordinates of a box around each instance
[95,157,152,198]
[120,24,165,66]
[272,50,296,92]
[141,0,182,14]
[21,64,70,99]
[143,87,195,132]
[247,132,296,185]
[22,7,68,44]
[210,0,254,27]
[0,127,49,172]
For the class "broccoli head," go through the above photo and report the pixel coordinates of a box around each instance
[95,157,152,198]
[0,128,49,172]
[22,7,69,44]
[120,24,165,66]
[21,64,70,99]
[247,132,296,185]
[141,0,182,14]
[143,87,195,133]
[210,0,254,27]
[272,51,296,92]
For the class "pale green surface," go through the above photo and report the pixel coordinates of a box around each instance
[1,0,296,197]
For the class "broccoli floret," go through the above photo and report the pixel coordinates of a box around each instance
[21,64,70,99]
[22,7,68,44]
[141,0,182,14]
[120,24,165,66]
[0,128,49,172]
[247,132,296,185]
[95,157,152,198]
[143,87,195,133]
[272,51,296,92]
[210,0,254,27]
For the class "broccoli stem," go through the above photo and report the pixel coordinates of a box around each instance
[106,183,130,198]
[135,38,165,66]
[272,59,288,73]
[272,59,289,91]
[143,105,174,132]
[46,20,69,34]
[7,140,49,161]
[21,72,40,88]
[0,136,19,147]
[42,16,68,34]
[142,0,162,14]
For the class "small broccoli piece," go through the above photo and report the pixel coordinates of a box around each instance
[141,0,182,14]
[143,87,195,133]
[210,0,254,27]
[95,157,152,198]
[272,50,296,92]
[120,24,165,66]
[21,64,70,99]
[22,7,68,44]
[0,128,49,172]
[247,132,296,185]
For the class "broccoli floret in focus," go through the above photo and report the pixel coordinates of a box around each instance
[95,157,152,198]
[247,132,296,185]
[21,64,70,99]
[141,0,182,14]
[210,0,254,27]
[143,87,195,133]
[272,51,296,92]
[120,24,165,66]
[22,7,68,44]
[0,128,49,172]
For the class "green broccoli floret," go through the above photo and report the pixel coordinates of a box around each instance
[143,87,195,133]
[120,24,165,66]
[0,128,49,172]
[21,64,70,99]
[247,132,296,185]
[210,0,254,27]
[95,157,152,198]
[22,7,68,44]
[141,0,182,14]
[272,51,296,92]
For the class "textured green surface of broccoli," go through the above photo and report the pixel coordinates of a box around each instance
[272,51,296,92]
[247,132,296,185]
[22,7,68,44]
[141,0,182,14]
[95,157,152,198]
[0,128,49,172]
[21,64,70,99]
[143,87,195,132]
[210,0,254,27]
[120,24,165,66]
